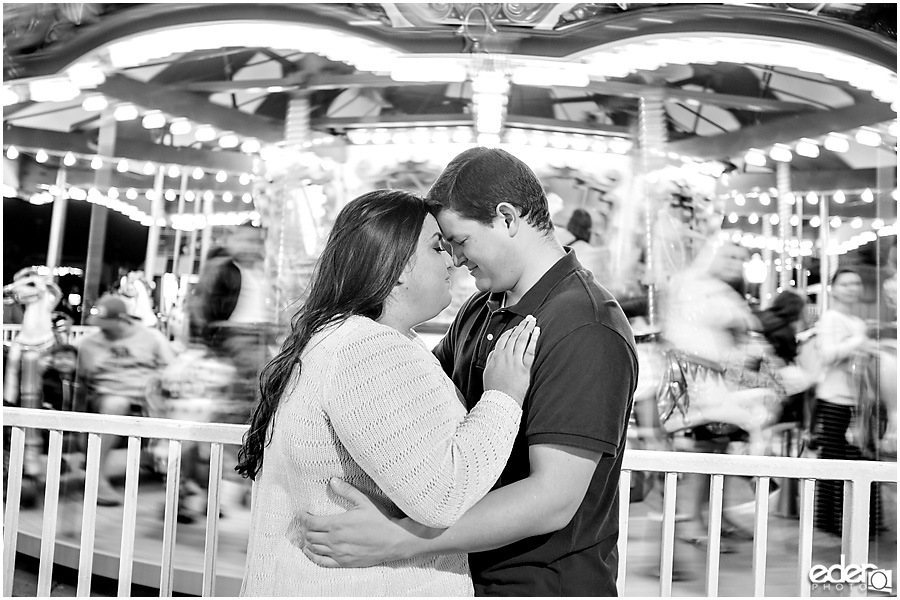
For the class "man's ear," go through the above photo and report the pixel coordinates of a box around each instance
[496,203,520,237]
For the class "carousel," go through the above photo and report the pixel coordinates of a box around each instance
[2,2,897,596]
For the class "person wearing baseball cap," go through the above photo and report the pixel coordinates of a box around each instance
[86,294,139,328]
[77,294,175,505]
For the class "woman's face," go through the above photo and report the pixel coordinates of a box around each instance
[830,271,863,304]
[398,214,453,321]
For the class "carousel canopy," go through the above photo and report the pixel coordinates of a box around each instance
[2,2,896,220]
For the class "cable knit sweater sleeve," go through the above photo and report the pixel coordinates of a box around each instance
[321,323,522,529]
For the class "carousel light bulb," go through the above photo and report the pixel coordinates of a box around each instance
[117,159,129,173]
[748,213,759,224]
[809,216,820,228]
[239,173,251,186]
[727,212,738,223]
[861,188,874,203]
[790,214,800,227]
[218,134,239,149]
[192,167,204,180]
[795,139,819,158]
[850,217,863,229]
[824,134,850,153]
[734,194,745,207]
[6,146,19,160]
[36,149,49,163]
[769,145,792,163]
[222,191,233,203]
[806,191,819,205]
[63,152,76,167]
[759,193,771,206]
[769,214,779,225]
[91,156,103,169]
[142,161,156,175]
[81,94,108,112]
[167,165,180,178]
[184,190,195,202]
[833,190,846,204]
[830,216,842,228]
[164,189,176,201]
[141,111,166,129]
[203,190,214,202]
[170,119,192,136]
[108,187,119,199]
[126,188,138,200]
[195,125,217,142]
[745,253,768,284]
[242,193,253,204]
[744,149,767,167]
[855,128,882,147]
[872,218,885,230]
[113,104,139,121]
[216,170,227,183]
[240,139,261,154]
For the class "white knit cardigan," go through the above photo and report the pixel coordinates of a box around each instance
[241,315,522,597]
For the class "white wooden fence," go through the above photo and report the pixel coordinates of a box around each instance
[3,407,896,597]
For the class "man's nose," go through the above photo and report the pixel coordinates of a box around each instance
[451,251,466,268]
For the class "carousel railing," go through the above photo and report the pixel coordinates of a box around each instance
[3,407,246,597]
[3,406,896,597]
[2,324,98,345]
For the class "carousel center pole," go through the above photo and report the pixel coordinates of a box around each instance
[637,91,667,328]
[777,162,793,293]
[46,167,68,280]
[144,166,166,278]
[82,108,117,321]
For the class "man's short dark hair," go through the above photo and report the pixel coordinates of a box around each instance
[426,147,553,234]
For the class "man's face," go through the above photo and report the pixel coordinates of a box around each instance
[436,209,516,293]
[711,244,749,284]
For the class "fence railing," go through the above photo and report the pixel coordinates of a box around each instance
[2,324,97,345]
[3,407,896,597]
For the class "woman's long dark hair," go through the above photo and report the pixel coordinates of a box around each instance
[236,189,436,480]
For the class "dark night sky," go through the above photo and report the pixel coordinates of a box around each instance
[3,196,149,290]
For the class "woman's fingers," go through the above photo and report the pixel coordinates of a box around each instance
[524,326,539,367]
[512,316,537,357]
[303,546,340,568]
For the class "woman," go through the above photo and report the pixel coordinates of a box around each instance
[812,267,880,536]
[238,190,538,596]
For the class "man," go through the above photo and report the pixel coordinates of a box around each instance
[77,294,174,505]
[301,148,637,596]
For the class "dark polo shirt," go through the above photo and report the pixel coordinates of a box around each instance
[434,249,637,596]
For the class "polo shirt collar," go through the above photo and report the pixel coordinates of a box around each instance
[488,248,582,316]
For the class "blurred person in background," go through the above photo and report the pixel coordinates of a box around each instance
[661,239,764,554]
[565,208,594,254]
[190,222,275,409]
[237,190,537,596]
[809,267,882,537]
[753,290,810,424]
[76,294,175,506]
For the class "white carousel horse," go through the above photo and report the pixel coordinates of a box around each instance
[3,267,63,485]
[117,270,158,327]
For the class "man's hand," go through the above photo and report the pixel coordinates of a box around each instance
[300,478,431,568]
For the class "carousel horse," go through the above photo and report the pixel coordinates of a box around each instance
[116,270,158,328]
[3,267,64,500]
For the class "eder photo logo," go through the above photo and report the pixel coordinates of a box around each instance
[809,555,892,593]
